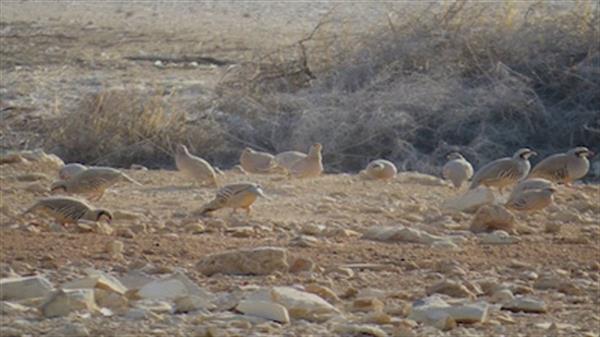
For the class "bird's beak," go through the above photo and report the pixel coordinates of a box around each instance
[588,150,595,157]
[256,188,271,200]
[529,151,538,157]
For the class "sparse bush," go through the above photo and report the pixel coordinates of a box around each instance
[214,1,599,173]
[46,89,224,168]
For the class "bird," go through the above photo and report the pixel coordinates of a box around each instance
[505,187,557,212]
[528,146,594,185]
[470,148,537,191]
[361,159,397,181]
[442,152,473,188]
[22,196,112,226]
[274,150,307,172]
[197,182,267,216]
[58,163,88,181]
[50,167,142,201]
[508,178,555,200]
[289,143,323,178]
[239,147,278,174]
[175,144,218,187]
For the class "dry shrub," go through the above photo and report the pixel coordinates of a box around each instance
[214,1,600,174]
[47,89,223,168]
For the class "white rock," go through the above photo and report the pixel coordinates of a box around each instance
[117,270,154,290]
[409,295,488,328]
[397,172,448,187]
[0,275,53,301]
[0,301,31,315]
[490,289,514,304]
[50,323,90,337]
[236,299,290,323]
[138,271,214,303]
[175,295,213,313]
[197,246,289,276]
[40,289,98,317]
[333,323,388,337]
[62,270,127,295]
[470,204,515,233]
[246,286,338,321]
[479,230,520,245]
[362,226,446,244]
[502,297,547,313]
[442,187,495,212]
[138,279,188,300]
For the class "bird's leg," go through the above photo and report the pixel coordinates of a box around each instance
[245,207,252,217]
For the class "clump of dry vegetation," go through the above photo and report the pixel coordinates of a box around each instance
[47,89,224,167]
[48,2,599,172]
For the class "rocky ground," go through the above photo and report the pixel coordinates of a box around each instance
[1,2,600,337]
[0,150,599,337]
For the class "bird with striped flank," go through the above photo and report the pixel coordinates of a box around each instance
[197,182,267,216]
[529,146,594,186]
[470,148,536,191]
[23,196,112,226]
[50,166,142,201]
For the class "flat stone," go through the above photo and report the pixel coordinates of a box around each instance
[62,270,127,295]
[236,299,290,323]
[175,295,213,313]
[502,296,547,313]
[409,295,488,328]
[479,230,520,245]
[49,323,90,337]
[40,289,98,318]
[470,204,515,233]
[197,247,289,276]
[333,323,388,337]
[362,226,446,244]
[246,286,339,322]
[0,275,53,301]
[442,187,495,212]
[426,280,476,299]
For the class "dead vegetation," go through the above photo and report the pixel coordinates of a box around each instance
[43,2,599,173]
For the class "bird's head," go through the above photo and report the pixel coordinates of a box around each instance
[569,146,594,158]
[514,148,537,160]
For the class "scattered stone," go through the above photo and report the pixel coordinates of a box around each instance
[409,295,488,329]
[0,153,25,165]
[186,223,207,234]
[332,323,388,337]
[442,187,495,212]
[470,204,515,233]
[175,295,212,313]
[62,270,127,295]
[236,300,290,323]
[40,289,98,317]
[130,164,148,170]
[545,221,562,234]
[305,284,340,303]
[0,301,31,315]
[24,182,47,193]
[0,275,53,301]
[362,226,446,244]
[49,323,90,337]
[116,228,136,238]
[289,257,315,273]
[246,286,339,322]
[479,230,520,245]
[197,247,289,276]
[397,172,448,187]
[426,280,476,299]
[352,297,384,312]
[534,276,583,295]
[106,240,124,257]
[113,210,142,221]
[502,296,547,313]
[490,289,515,304]
[289,235,319,247]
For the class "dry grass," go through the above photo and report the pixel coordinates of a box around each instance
[46,89,224,168]
[47,2,599,173]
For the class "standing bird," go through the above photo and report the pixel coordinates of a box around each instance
[274,150,307,172]
[289,143,323,179]
[361,159,397,181]
[528,147,594,185]
[50,167,142,201]
[505,187,557,212]
[197,183,267,216]
[59,163,88,181]
[23,196,112,226]
[442,152,474,189]
[240,147,278,174]
[175,144,218,187]
[470,148,536,191]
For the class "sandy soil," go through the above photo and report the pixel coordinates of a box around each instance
[1,2,599,337]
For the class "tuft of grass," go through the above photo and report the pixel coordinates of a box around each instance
[46,89,224,168]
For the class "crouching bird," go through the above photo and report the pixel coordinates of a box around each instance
[23,196,112,226]
[197,183,267,216]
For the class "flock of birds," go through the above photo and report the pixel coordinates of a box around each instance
[22,143,594,227]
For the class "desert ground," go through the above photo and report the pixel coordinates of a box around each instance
[1,2,600,337]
